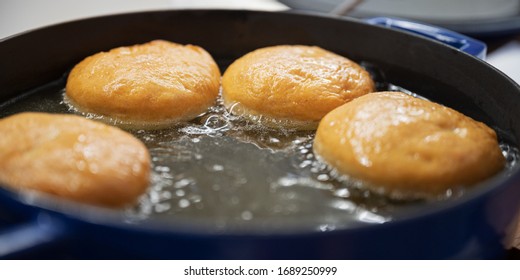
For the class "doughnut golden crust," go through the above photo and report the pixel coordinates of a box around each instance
[65,40,221,129]
[313,91,505,196]
[221,45,375,130]
[0,113,151,207]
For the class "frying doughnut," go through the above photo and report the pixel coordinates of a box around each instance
[0,112,151,207]
[313,91,505,196]
[65,40,220,129]
[221,45,375,130]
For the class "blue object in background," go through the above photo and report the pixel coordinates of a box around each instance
[365,17,487,59]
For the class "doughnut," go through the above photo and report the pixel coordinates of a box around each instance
[65,40,220,129]
[221,45,375,130]
[313,91,505,196]
[0,112,151,207]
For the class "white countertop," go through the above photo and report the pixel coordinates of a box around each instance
[487,40,520,84]
[0,0,286,39]
[1,0,519,85]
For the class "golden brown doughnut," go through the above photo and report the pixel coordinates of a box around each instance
[221,45,375,130]
[0,113,151,207]
[65,40,220,129]
[313,91,505,196]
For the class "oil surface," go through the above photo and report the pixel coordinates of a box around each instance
[1,70,518,233]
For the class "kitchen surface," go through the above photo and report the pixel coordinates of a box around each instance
[1,0,520,259]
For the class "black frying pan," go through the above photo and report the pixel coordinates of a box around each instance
[0,10,519,259]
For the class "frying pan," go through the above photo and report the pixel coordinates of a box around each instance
[0,9,519,259]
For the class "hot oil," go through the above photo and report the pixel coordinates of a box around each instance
[125,98,396,232]
[1,68,519,233]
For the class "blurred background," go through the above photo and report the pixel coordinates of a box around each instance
[1,0,520,83]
